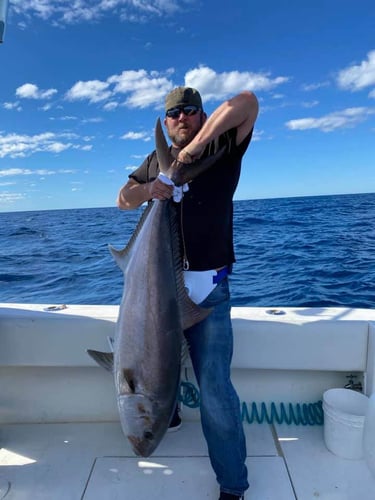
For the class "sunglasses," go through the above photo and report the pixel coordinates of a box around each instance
[165,105,200,119]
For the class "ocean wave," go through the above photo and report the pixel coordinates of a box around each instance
[1,193,375,307]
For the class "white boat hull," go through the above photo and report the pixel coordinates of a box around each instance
[1,304,375,498]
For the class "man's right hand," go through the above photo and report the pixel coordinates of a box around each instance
[148,177,174,201]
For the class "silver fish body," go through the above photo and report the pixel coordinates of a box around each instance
[110,199,210,457]
[89,118,225,457]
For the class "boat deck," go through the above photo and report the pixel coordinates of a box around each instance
[1,419,374,500]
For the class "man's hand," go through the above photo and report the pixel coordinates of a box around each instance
[157,172,188,203]
[148,176,174,200]
[177,144,205,164]
[177,149,194,164]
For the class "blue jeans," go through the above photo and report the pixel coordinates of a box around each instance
[184,278,249,496]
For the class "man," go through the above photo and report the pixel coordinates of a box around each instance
[117,86,258,500]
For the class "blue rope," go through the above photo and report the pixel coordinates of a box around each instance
[179,381,324,425]
[179,381,200,408]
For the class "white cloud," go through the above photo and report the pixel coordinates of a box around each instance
[285,107,375,133]
[0,168,78,177]
[41,103,53,111]
[251,129,263,141]
[103,101,118,111]
[65,65,287,111]
[0,191,26,204]
[0,168,52,177]
[301,81,330,92]
[82,117,103,123]
[65,69,173,109]
[108,69,174,108]
[184,66,289,102]
[65,80,112,103]
[58,115,78,121]
[11,0,194,25]
[3,101,22,111]
[337,50,375,92]
[16,83,57,100]
[301,100,319,108]
[0,131,92,158]
[121,131,151,141]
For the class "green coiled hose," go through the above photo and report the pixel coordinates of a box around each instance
[179,381,324,426]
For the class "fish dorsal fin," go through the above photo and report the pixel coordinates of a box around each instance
[109,201,155,272]
[155,118,174,175]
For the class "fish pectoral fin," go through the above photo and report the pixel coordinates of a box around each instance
[181,295,213,330]
[107,336,115,352]
[108,244,130,272]
[87,349,114,373]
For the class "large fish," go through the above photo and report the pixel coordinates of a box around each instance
[88,119,225,457]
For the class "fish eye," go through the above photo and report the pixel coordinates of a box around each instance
[144,431,153,440]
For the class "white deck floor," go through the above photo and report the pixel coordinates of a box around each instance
[1,420,374,500]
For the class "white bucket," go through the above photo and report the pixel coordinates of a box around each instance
[323,388,368,460]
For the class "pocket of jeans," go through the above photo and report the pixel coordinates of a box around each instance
[200,277,230,307]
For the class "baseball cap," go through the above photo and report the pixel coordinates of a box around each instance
[165,87,203,112]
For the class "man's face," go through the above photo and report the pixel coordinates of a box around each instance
[164,107,205,148]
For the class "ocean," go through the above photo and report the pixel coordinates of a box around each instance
[1,192,374,309]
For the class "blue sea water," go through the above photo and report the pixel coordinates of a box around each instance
[1,193,374,308]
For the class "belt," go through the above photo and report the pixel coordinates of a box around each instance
[213,266,230,284]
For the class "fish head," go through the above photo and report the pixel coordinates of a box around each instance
[118,393,167,457]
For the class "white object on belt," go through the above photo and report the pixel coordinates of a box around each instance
[183,269,218,304]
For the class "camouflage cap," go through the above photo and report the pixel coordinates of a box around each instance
[165,86,203,112]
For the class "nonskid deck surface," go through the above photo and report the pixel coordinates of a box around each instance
[0,421,374,500]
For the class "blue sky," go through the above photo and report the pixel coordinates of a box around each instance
[0,0,374,212]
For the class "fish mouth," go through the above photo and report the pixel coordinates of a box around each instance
[118,394,158,456]
[128,431,156,457]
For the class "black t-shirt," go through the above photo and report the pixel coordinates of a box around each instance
[129,127,253,271]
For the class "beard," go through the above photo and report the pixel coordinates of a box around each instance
[167,127,197,148]
[166,114,204,149]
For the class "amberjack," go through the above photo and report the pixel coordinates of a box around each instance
[88,119,225,457]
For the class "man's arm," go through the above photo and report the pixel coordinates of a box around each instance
[117,91,258,209]
[178,91,258,163]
